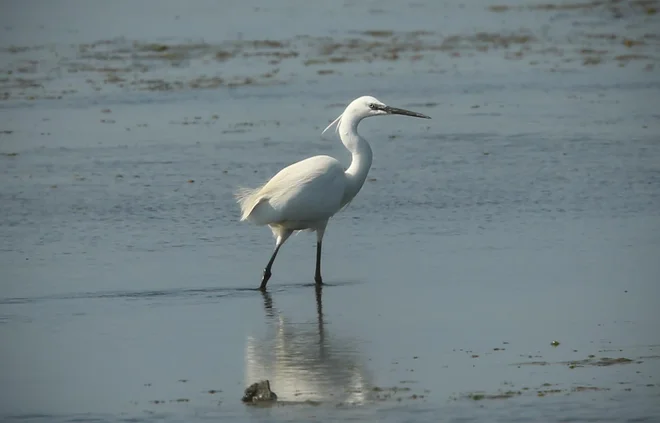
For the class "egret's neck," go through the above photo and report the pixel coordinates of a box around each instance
[339,115,373,204]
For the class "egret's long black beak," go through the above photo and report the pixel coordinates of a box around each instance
[383,105,431,119]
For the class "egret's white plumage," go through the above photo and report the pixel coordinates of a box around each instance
[236,155,345,230]
[235,95,430,290]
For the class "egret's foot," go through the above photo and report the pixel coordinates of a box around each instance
[260,270,272,291]
[314,275,323,285]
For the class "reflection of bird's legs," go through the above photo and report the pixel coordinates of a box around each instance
[261,290,275,319]
[315,283,325,350]
[261,229,293,290]
[315,283,323,321]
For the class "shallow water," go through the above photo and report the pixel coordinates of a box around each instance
[1,0,660,422]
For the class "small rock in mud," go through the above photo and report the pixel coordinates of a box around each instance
[242,380,277,403]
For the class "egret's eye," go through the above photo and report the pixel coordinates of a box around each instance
[369,103,377,110]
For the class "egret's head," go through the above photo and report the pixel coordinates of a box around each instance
[322,95,430,135]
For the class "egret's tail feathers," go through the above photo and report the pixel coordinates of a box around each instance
[234,186,266,222]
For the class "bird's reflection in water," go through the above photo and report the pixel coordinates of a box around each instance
[245,285,372,404]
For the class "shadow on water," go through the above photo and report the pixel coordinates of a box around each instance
[245,285,373,405]
[0,286,256,305]
[269,279,363,293]
[0,280,364,305]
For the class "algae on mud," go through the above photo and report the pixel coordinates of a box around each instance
[2,1,658,101]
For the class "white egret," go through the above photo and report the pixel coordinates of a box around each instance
[235,95,430,290]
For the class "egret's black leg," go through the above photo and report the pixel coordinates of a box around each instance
[314,225,327,285]
[260,245,281,290]
[314,240,323,285]
[260,230,292,291]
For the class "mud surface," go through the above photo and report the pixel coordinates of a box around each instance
[1,1,659,422]
[1,0,659,102]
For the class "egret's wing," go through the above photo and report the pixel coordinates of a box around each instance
[241,156,346,225]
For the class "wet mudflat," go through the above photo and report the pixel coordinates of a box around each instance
[1,0,660,422]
